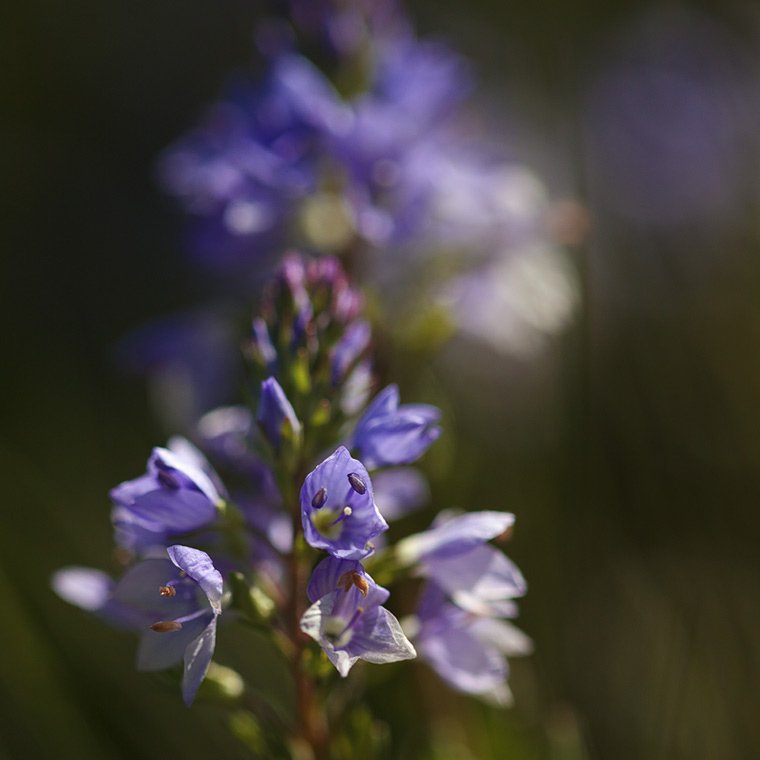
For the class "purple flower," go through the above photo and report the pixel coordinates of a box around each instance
[371,467,429,521]
[53,546,223,705]
[285,0,404,59]
[196,405,293,563]
[352,385,441,469]
[413,582,531,705]
[158,54,348,269]
[196,405,257,471]
[110,440,224,553]
[300,446,387,560]
[300,556,415,676]
[419,545,527,616]
[249,317,278,373]
[256,377,302,451]
[331,320,371,385]
[396,510,514,562]
[330,37,472,247]
[397,511,526,616]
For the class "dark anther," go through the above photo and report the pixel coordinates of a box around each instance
[347,472,366,495]
[312,487,328,508]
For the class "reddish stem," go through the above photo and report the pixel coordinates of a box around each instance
[288,507,329,759]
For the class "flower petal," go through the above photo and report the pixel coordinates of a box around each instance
[137,613,211,672]
[397,510,515,563]
[422,544,527,603]
[418,613,507,697]
[301,447,387,560]
[182,619,218,705]
[350,607,417,665]
[51,567,113,612]
[167,545,224,613]
[372,467,429,520]
[111,558,197,620]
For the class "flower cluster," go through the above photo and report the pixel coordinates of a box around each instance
[158,0,547,284]
[53,1,536,753]
[53,254,529,738]
[122,0,571,442]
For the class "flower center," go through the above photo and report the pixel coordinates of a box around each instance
[324,607,364,649]
[311,505,352,539]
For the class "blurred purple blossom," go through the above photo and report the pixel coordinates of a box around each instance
[110,439,224,553]
[412,582,531,705]
[398,510,526,617]
[256,376,302,451]
[371,467,429,521]
[196,405,293,558]
[351,384,441,469]
[159,54,350,269]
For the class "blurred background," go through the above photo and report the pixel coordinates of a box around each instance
[3,0,760,758]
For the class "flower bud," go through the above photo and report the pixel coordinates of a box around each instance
[256,377,302,453]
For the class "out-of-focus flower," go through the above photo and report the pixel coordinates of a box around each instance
[300,556,415,676]
[196,405,258,472]
[197,406,292,566]
[110,439,224,553]
[159,54,350,269]
[441,242,579,358]
[329,36,472,248]
[396,510,514,562]
[331,320,371,386]
[351,385,441,469]
[411,582,531,705]
[256,376,302,452]
[159,13,539,269]
[371,467,429,521]
[284,0,404,59]
[413,157,548,251]
[301,446,387,560]
[402,512,528,704]
[398,511,526,616]
[53,546,223,705]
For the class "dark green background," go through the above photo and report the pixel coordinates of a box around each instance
[3,1,760,757]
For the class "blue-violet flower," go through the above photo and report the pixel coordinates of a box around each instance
[300,446,387,560]
[53,545,223,705]
[256,376,302,452]
[300,556,415,676]
[110,440,225,552]
[351,384,441,468]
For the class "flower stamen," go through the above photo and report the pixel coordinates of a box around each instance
[347,472,366,494]
[337,570,369,597]
[150,620,183,633]
[329,506,352,527]
[311,487,328,508]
